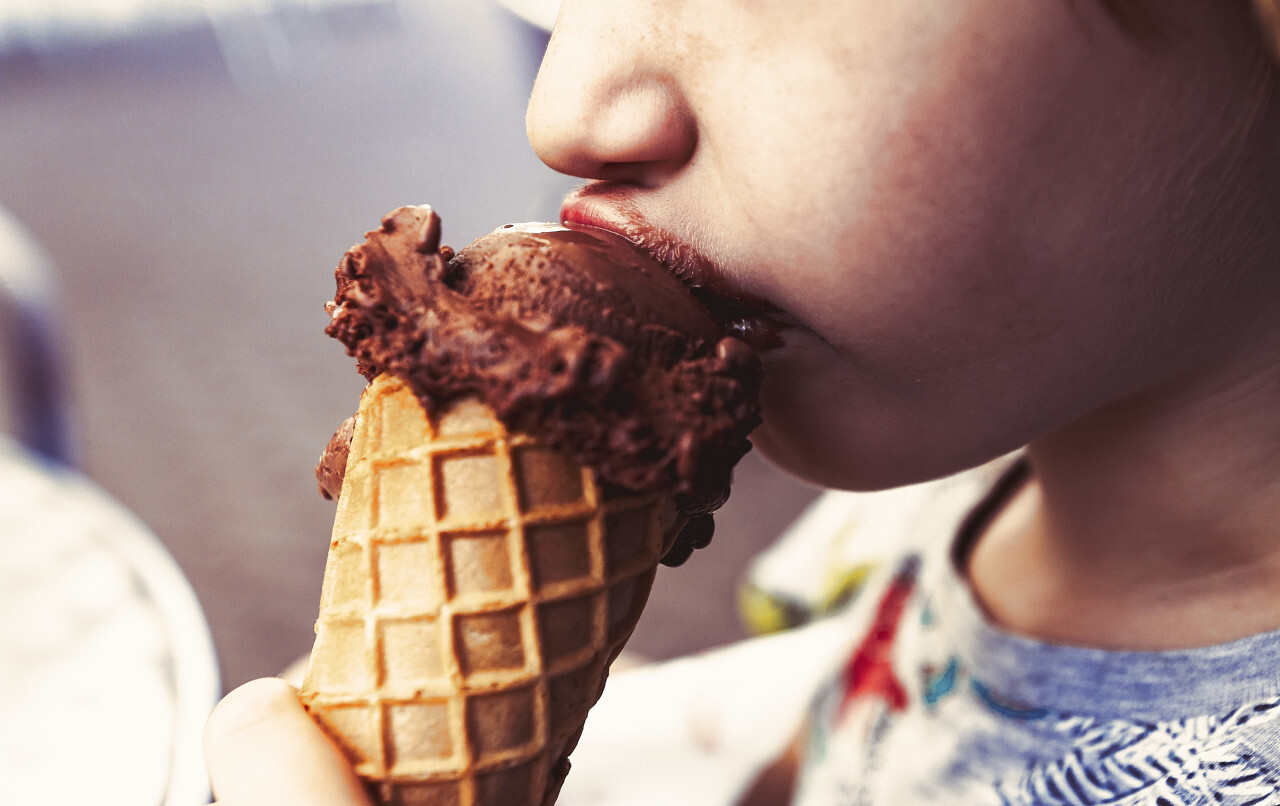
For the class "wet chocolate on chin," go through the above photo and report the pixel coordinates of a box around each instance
[322,204,762,523]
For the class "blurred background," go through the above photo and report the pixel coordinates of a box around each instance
[0,0,821,699]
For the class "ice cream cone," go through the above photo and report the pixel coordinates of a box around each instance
[299,373,684,806]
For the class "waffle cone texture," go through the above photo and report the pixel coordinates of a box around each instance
[299,374,683,806]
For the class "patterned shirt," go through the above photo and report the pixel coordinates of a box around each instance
[793,461,1280,806]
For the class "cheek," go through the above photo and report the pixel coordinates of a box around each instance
[694,14,1027,333]
[717,2,1111,364]
[683,2,1217,487]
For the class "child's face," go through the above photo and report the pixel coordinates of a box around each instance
[527,1,1277,489]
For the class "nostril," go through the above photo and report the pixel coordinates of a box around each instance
[529,70,696,183]
[591,82,697,169]
[597,155,692,186]
[525,0,697,183]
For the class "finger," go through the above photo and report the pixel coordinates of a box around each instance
[204,678,371,806]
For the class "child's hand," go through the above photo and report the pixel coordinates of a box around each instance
[204,678,372,806]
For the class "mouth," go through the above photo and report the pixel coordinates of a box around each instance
[560,184,786,351]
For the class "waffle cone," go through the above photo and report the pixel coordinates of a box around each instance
[299,374,684,806]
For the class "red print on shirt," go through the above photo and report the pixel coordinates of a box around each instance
[838,556,920,717]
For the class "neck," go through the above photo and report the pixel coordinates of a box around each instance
[968,359,1280,650]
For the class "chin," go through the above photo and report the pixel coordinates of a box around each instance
[749,420,897,492]
[751,338,1018,491]
[750,414,1004,494]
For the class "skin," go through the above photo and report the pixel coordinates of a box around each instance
[530,0,1280,494]
[206,1,1280,803]
[526,0,1280,651]
[204,678,372,805]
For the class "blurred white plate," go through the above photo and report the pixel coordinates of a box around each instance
[0,439,219,806]
[496,0,558,31]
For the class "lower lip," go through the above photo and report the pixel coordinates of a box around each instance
[561,191,787,350]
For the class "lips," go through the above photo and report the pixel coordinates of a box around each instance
[560,183,786,350]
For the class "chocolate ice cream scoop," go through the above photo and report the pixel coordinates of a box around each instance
[322,205,761,517]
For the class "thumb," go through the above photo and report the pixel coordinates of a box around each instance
[204,678,372,806]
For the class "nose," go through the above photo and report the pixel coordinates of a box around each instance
[526,2,696,185]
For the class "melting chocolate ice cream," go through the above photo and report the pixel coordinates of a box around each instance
[318,205,762,559]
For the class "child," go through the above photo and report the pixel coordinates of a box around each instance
[204,1,1280,803]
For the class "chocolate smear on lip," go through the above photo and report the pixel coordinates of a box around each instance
[320,205,762,520]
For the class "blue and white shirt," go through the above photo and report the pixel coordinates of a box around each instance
[794,460,1280,806]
